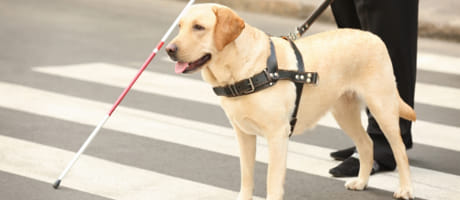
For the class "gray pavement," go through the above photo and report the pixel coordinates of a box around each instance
[0,0,459,199]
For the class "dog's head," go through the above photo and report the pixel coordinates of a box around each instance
[166,4,245,74]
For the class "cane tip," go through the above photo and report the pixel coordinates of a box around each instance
[53,179,61,189]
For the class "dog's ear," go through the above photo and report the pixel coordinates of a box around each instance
[212,6,245,51]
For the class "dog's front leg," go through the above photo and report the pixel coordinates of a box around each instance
[266,130,289,200]
[235,128,256,200]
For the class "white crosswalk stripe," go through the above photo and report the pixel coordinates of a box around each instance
[0,81,459,200]
[418,52,460,75]
[34,62,219,106]
[33,62,460,151]
[0,135,261,200]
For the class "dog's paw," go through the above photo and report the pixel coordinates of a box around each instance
[237,196,252,200]
[393,187,414,200]
[345,178,368,191]
[237,192,253,200]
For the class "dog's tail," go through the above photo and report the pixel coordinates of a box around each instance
[399,96,416,121]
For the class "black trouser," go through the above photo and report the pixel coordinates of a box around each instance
[331,0,418,169]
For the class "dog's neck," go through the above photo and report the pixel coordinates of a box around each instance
[201,24,271,87]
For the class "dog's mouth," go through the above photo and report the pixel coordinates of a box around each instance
[175,53,212,74]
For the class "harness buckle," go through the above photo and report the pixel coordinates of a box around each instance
[244,78,256,94]
[229,84,239,97]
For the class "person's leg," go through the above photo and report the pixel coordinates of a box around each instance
[329,0,418,176]
[328,0,361,163]
[331,0,362,29]
[356,0,418,170]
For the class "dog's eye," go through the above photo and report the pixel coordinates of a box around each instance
[193,24,205,31]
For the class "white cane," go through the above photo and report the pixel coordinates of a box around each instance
[53,0,195,189]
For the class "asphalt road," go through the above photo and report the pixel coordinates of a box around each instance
[1,0,460,199]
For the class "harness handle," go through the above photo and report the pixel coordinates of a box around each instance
[284,0,335,40]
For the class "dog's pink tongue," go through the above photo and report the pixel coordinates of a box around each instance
[175,62,189,74]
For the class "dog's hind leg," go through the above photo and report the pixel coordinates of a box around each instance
[235,127,257,200]
[331,92,373,190]
[364,93,414,199]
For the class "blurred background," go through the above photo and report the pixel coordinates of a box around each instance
[0,0,459,199]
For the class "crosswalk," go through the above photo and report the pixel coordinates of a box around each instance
[1,51,459,199]
[33,62,460,151]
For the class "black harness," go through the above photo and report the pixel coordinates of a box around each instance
[212,39,318,136]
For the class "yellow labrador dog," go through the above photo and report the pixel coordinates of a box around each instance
[166,3,416,200]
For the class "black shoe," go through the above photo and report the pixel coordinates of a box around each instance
[329,157,391,177]
[330,147,356,161]
[329,157,361,177]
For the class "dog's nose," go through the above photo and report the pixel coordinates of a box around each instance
[165,44,178,59]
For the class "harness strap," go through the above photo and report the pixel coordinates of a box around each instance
[213,40,318,97]
[212,70,273,97]
[213,40,279,97]
[287,39,304,136]
[212,39,318,137]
